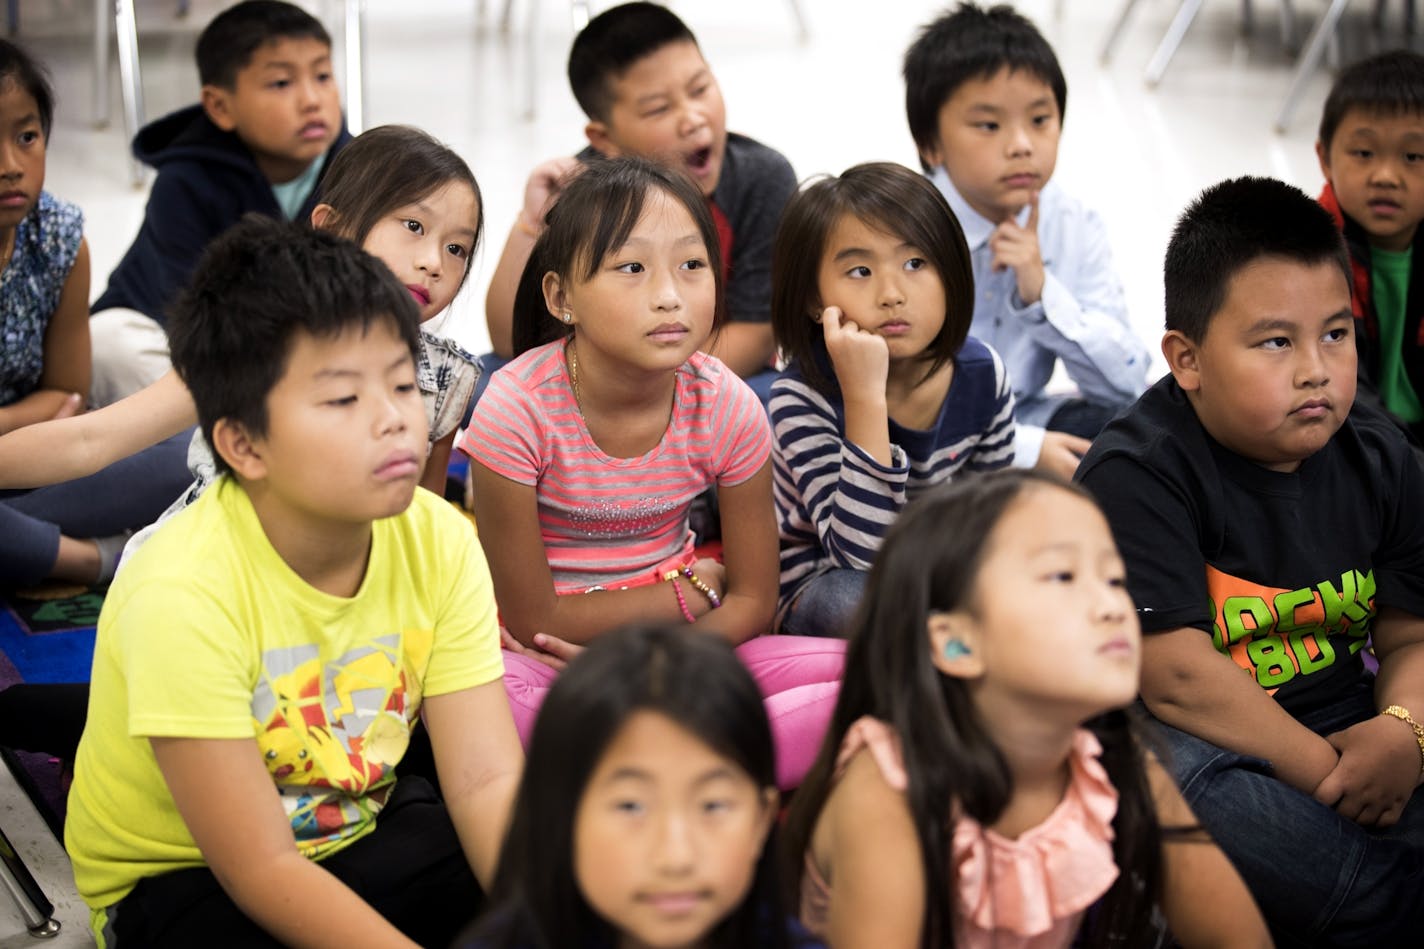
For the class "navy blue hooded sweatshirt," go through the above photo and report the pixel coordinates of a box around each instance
[91,104,352,328]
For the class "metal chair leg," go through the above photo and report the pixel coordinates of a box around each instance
[114,0,147,187]
[1101,0,1147,64]
[1275,0,1354,132]
[343,0,366,134]
[1145,0,1207,87]
[93,0,111,128]
[0,823,60,939]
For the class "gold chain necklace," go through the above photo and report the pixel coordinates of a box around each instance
[566,338,583,416]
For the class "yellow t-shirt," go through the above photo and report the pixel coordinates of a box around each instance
[65,477,503,935]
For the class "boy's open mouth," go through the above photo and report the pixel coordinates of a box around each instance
[686,147,713,174]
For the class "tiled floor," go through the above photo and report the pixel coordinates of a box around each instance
[4,0,1417,942]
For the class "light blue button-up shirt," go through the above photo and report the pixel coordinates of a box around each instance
[930,168,1149,466]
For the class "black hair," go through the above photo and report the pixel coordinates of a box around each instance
[1164,176,1350,343]
[772,162,974,398]
[196,0,332,90]
[167,215,421,475]
[567,2,699,122]
[1319,49,1424,149]
[467,624,795,949]
[0,38,55,140]
[316,125,484,293]
[512,155,724,356]
[782,471,1170,949]
[903,3,1067,172]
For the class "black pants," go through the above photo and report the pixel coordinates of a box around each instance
[1046,398,1119,442]
[106,776,483,948]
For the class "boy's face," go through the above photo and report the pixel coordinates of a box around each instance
[586,40,727,197]
[1317,107,1424,252]
[920,67,1061,223]
[1168,257,1356,472]
[234,320,428,532]
[202,36,341,185]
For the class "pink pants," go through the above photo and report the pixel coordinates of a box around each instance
[502,635,845,790]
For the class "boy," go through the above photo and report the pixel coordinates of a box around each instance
[903,3,1148,478]
[1317,49,1424,447]
[483,1,796,400]
[88,0,350,407]
[65,218,522,948]
[1078,177,1424,945]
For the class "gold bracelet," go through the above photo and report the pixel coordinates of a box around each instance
[1381,705,1424,777]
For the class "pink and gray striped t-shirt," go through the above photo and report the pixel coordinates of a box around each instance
[460,341,771,593]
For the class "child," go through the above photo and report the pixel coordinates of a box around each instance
[1077,176,1424,945]
[0,124,482,515]
[1316,49,1424,445]
[785,471,1269,948]
[769,162,1014,637]
[0,37,192,586]
[481,1,795,399]
[465,625,822,948]
[88,0,350,406]
[903,3,1148,478]
[463,157,842,788]
[64,217,523,948]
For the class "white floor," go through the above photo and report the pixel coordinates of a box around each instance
[3,0,1418,942]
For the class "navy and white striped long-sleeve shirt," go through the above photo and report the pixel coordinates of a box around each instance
[770,336,1016,627]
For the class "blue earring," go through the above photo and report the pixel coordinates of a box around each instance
[942,639,972,660]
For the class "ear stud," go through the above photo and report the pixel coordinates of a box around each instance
[942,639,972,660]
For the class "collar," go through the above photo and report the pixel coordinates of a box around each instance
[928,166,1034,251]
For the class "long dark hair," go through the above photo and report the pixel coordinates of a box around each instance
[468,625,794,949]
[315,124,485,293]
[771,162,973,398]
[782,470,1166,948]
[511,156,725,356]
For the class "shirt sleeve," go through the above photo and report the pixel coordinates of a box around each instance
[1078,453,1211,634]
[143,166,235,318]
[723,145,797,324]
[1006,204,1149,408]
[967,345,1018,471]
[712,370,773,486]
[770,378,911,571]
[424,503,505,697]
[459,367,543,486]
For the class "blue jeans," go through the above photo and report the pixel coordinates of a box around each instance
[1149,676,1424,948]
[779,568,866,639]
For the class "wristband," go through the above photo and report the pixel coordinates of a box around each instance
[514,213,542,239]
[1381,705,1424,778]
[669,577,696,624]
[680,565,722,609]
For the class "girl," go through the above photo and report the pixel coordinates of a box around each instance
[0,38,189,586]
[461,157,842,787]
[466,624,822,949]
[769,162,1015,637]
[0,124,484,534]
[784,471,1271,948]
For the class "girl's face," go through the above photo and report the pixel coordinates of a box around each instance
[0,80,44,234]
[547,188,715,376]
[574,710,775,949]
[358,180,480,323]
[816,213,946,364]
[939,486,1141,720]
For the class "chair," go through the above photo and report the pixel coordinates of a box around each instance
[0,821,61,938]
[1101,0,1300,85]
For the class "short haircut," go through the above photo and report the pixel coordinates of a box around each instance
[512,156,724,355]
[316,125,484,292]
[1318,49,1424,149]
[903,2,1067,172]
[1164,176,1350,343]
[168,216,421,474]
[567,2,698,122]
[196,0,332,90]
[772,162,974,397]
[0,38,55,140]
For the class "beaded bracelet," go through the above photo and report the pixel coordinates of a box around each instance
[680,564,722,609]
[1381,705,1424,778]
[669,577,697,624]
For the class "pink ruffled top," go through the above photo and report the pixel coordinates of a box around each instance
[800,717,1120,949]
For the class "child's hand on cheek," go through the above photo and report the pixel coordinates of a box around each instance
[1312,714,1421,828]
[989,190,1046,306]
[821,306,889,405]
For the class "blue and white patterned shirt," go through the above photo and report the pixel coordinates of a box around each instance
[0,192,84,406]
